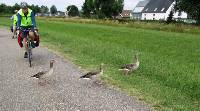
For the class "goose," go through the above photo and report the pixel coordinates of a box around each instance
[31,59,55,79]
[80,63,104,79]
[119,54,139,75]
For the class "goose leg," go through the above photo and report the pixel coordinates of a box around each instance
[126,70,129,75]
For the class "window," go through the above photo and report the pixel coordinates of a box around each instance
[154,8,157,12]
[161,8,165,11]
[144,14,146,16]
[153,14,155,16]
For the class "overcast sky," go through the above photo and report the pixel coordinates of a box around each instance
[0,0,140,11]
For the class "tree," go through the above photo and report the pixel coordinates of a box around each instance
[0,4,7,13]
[35,5,41,13]
[0,3,20,14]
[82,0,94,18]
[12,3,20,13]
[112,0,124,18]
[166,11,174,24]
[82,2,91,17]
[29,4,41,14]
[0,3,48,14]
[29,5,35,13]
[50,5,57,15]
[67,5,79,17]
[5,6,13,13]
[175,0,200,24]
[41,5,49,14]
[82,0,124,19]
[99,0,124,18]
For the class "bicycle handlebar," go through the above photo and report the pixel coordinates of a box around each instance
[19,28,31,32]
[17,27,38,32]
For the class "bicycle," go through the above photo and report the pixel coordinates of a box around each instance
[10,25,18,39]
[19,28,38,67]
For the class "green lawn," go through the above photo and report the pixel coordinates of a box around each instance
[1,17,200,111]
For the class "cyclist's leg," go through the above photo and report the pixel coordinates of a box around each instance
[22,31,28,58]
[29,30,35,41]
[13,26,17,38]
[29,30,36,48]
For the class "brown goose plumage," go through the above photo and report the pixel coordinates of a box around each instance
[80,63,104,79]
[31,60,55,79]
[119,54,139,75]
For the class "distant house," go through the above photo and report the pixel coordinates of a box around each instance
[141,0,187,20]
[45,12,51,16]
[117,10,132,19]
[57,11,66,16]
[35,13,50,17]
[132,0,150,20]
[35,13,42,17]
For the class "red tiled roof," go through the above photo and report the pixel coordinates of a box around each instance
[120,10,132,18]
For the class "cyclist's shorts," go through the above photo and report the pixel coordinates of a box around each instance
[20,27,34,38]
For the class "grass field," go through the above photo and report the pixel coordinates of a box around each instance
[1,17,200,111]
[38,17,200,35]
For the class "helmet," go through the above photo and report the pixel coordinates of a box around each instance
[20,2,28,9]
[14,10,18,13]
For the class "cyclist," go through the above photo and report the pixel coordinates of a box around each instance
[17,2,38,58]
[11,10,18,38]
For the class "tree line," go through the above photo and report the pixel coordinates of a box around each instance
[1,0,200,24]
[0,3,49,14]
[81,0,124,19]
[50,5,79,17]
[175,0,200,24]
[0,3,79,17]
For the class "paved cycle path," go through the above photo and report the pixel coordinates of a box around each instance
[0,28,151,111]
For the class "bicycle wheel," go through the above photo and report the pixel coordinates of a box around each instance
[28,40,32,67]
[28,50,32,67]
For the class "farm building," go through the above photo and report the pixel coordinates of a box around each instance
[117,10,133,19]
[132,0,150,20]
[132,0,187,21]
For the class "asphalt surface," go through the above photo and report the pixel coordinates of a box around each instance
[0,28,151,111]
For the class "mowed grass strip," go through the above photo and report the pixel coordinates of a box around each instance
[1,17,200,111]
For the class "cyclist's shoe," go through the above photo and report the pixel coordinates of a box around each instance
[24,52,28,58]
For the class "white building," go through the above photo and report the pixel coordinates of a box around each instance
[132,0,150,20]
[139,0,187,21]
